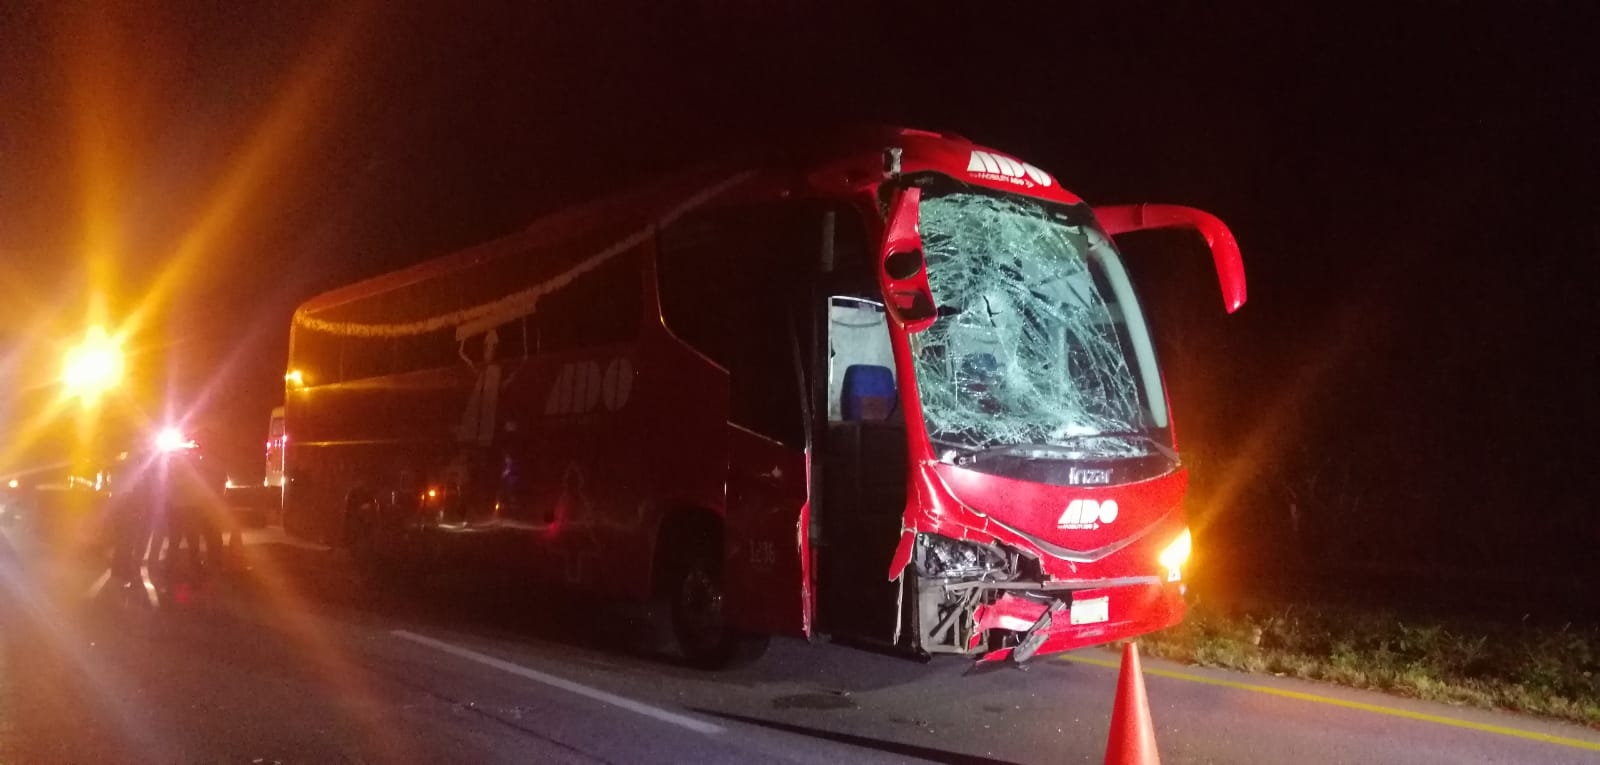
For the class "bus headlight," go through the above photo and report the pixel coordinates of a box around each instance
[914,533,1015,579]
[1157,527,1191,579]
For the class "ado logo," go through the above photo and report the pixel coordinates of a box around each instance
[967,150,1053,188]
[545,358,634,416]
[1057,498,1118,530]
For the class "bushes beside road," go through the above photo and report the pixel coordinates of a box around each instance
[1140,596,1600,728]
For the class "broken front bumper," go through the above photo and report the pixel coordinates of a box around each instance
[970,580,1185,664]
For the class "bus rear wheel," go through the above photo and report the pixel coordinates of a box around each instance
[666,540,767,669]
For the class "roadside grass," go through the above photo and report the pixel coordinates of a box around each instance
[1137,596,1600,728]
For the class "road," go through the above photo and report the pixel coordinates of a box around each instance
[2,525,1597,764]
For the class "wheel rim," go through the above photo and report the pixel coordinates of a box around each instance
[677,563,725,651]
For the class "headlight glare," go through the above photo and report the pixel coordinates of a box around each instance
[1157,527,1192,574]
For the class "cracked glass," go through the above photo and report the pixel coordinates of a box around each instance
[911,181,1169,461]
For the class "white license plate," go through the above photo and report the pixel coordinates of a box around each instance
[1069,596,1109,625]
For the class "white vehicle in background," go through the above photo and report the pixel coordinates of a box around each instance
[222,407,285,527]
[265,406,285,491]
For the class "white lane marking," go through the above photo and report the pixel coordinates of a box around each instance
[85,568,112,598]
[138,565,159,606]
[83,566,158,606]
[391,629,726,735]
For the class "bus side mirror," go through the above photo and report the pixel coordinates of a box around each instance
[1095,204,1248,313]
[879,187,937,331]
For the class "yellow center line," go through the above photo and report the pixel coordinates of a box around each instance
[1061,654,1600,752]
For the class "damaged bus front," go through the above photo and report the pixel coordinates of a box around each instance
[843,136,1246,663]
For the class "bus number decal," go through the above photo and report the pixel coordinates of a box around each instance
[749,539,777,568]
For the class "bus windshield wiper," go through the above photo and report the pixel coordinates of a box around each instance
[1060,432,1180,462]
[967,434,1179,463]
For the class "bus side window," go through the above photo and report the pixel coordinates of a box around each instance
[391,326,459,374]
[341,334,391,381]
[290,328,343,386]
[541,247,643,353]
[659,207,810,448]
[458,316,529,367]
[827,298,896,422]
[818,206,891,423]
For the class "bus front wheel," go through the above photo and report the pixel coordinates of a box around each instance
[665,539,767,669]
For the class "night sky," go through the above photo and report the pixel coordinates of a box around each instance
[2,4,1595,579]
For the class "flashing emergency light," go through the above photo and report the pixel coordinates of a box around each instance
[155,427,197,452]
[61,325,125,401]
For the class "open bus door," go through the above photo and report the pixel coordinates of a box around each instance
[814,295,914,652]
[700,202,909,648]
[809,200,922,654]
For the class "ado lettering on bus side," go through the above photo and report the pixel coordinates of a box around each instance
[544,358,634,416]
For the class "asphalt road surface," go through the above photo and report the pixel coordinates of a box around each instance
[2,524,1597,764]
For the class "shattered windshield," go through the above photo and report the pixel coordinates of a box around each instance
[911,179,1169,460]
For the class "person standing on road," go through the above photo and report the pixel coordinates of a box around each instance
[108,450,157,585]
[108,478,149,584]
[179,429,229,579]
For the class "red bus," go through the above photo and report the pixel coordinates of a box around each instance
[281,126,1246,667]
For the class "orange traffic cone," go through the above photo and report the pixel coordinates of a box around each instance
[1104,642,1160,765]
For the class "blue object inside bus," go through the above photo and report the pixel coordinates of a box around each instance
[842,364,896,421]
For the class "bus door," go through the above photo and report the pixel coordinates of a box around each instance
[814,295,912,650]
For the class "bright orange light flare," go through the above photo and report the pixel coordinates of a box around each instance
[61,325,126,401]
[39,5,406,762]
[115,1,373,346]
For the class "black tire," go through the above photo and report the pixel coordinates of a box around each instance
[348,500,412,591]
[282,504,312,539]
[665,536,768,669]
